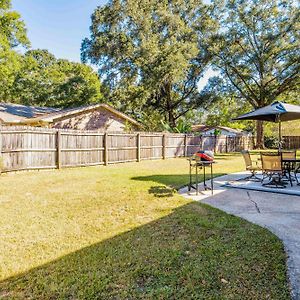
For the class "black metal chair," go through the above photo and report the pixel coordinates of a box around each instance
[281,150,297,186]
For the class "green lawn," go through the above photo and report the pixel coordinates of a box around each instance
[0,154,290,299]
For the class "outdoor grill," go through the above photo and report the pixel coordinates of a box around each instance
[194,150,214,162]
[188,150,215,195]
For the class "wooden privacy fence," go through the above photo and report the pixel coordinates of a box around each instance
[0,126,253,172]
[283,136,300,149]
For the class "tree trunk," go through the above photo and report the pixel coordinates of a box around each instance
[165,79,176,128]
[168,110,176,128]
[256,120,264,149]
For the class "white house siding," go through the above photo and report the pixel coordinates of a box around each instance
[203,129,239,137]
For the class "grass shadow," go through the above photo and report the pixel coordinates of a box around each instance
[131,173,227,191]
[0,202,290,299]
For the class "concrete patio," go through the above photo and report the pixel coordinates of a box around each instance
[180,172,300,300]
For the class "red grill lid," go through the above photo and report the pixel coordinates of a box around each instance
[194,151,214,161]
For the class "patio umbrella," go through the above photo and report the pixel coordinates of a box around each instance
[233,101,300,149]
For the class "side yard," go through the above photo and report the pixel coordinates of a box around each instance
[0,154,290,299]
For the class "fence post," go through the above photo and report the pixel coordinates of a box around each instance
[137,133,141,162]
[184,134,188,157]
[162,134,166,159]
[234,137,237,152]
[56,130,61,169]
[225,136,228,153]
[104,132,108,166]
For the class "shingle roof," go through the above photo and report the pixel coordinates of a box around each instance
[26,103,141,127]
[0,103,141,127]
[0,111,26,123]
[0,103,60,120]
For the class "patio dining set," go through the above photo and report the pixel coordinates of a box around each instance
[235,101,300,189]
[187,101,300,193]
[241,150,300,188]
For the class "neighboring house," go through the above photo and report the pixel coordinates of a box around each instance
[0,111,26,125]
[0,103,59,125]
[191,124,251,137]
[0,103,141,132]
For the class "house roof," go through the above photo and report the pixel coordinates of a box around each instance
[0,103,141,127]
[25,103,141,127]
[191,124,244,134]
[0,111,27,123]
[0,103,59,120]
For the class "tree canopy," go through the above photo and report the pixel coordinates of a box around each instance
[0,0,29,101]
[12,49,103,108]
[81,0,218,128]
[0,0,103,109]
[1,0,299,137]
[210,0,300,147]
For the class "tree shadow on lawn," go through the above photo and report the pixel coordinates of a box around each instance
[131,173,227,191]
[0,203,290,300]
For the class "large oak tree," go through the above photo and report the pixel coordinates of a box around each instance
[81,0,218,128]
[210,0,300,148]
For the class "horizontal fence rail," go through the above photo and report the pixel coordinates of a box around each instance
[0,126,253,172]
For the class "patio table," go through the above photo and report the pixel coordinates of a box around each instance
[188,158,215,195]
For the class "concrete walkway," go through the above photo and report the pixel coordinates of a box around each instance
[179,172,300,300]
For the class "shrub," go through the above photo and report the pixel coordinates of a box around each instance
[264,135,279,149]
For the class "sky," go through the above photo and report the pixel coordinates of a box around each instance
[11,0,218,88]
[12,0,106,62]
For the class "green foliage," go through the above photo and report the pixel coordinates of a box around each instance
[264,135,279,149]
[0,2,103,109]
[0,0,29,101]
[82,0,218,128]
[0,0,29,48]
[136,110,166,132]
[11,49,103,108]
[210,0,300,146]
[213,128,221,136]
[205,97,254,131]
[123,120,134,133]
[161,118,192,133]
[212,0,299,107]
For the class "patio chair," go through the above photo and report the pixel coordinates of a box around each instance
[240,150,261,181]
[281,150,297,185]
[260,153,285,188]
[294,161,300,185]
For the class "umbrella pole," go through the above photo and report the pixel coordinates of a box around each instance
[279,117,282,151]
